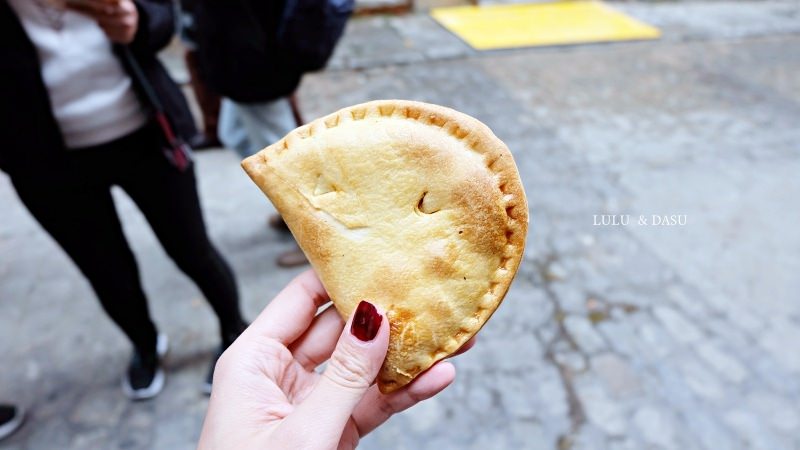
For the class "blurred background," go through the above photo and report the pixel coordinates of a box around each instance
[2,0,799,449]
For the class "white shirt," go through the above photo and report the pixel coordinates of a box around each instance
[8,0,148,148]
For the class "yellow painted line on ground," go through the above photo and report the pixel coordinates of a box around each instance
[431,1,661,50]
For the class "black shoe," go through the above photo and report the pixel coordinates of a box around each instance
[122,334,168,400]
[203,325,247,396]
[189,133,222,150]
[202,346,224,396]
[0,404,25,441]
[276,248,309,268]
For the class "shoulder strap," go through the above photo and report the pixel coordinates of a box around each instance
[120,46,191,170]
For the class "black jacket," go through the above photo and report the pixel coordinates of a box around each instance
[194,0,302,103]
[0,0,196,175]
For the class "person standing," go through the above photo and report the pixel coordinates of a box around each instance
[193,0,353,267]
[193,1,299,158]
[0,0,245,399]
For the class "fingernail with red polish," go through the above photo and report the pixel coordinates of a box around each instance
[351,301,382,342]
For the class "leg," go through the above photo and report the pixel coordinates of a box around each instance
[288,91,304,127]
[11,176,158,353]
[234,97,297,155]
[117,138,245,343]
[233,98,309,267]
[184,48,221,143]
[218,98,253,157]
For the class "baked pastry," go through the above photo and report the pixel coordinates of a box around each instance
[242,100,527,393]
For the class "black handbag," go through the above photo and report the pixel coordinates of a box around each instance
[121,47,193,172]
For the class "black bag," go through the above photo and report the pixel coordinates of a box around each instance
[277,0,354,71]
[195,0,353,103]
[122,47,193,171]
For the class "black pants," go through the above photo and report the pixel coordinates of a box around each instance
[11,124,243,354]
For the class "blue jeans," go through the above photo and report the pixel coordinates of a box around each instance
[218,97,296,159]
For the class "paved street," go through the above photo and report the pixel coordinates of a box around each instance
[2,1,799,449]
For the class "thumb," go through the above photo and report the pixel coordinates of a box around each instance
[274,301,389,448]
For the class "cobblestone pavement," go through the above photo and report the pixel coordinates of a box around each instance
[2,2,800,449]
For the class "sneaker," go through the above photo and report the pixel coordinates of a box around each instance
[122,333,169,400]
[202,322,248,396]
[202,346,224,396]
[189,133,222,150]
[0,404,25,441]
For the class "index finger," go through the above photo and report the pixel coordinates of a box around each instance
[246,269,332,345]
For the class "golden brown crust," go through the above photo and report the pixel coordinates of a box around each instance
[242,100,528,393]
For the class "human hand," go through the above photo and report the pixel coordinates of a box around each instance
[198,270,473,450]
[67,0,138,44]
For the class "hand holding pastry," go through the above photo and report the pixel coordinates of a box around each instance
[243,100,528,393]
[67,0,138,44]
[202,100,524,448]
[198,270,471,450]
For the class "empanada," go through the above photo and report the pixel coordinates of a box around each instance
[242,100,527,393]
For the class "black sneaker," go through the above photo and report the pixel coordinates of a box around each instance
[0,404,25,441]
[122,333,168,400]
[203,324,248,396]
[202,346,224,396]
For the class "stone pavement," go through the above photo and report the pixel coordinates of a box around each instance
[2,1,800,449]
